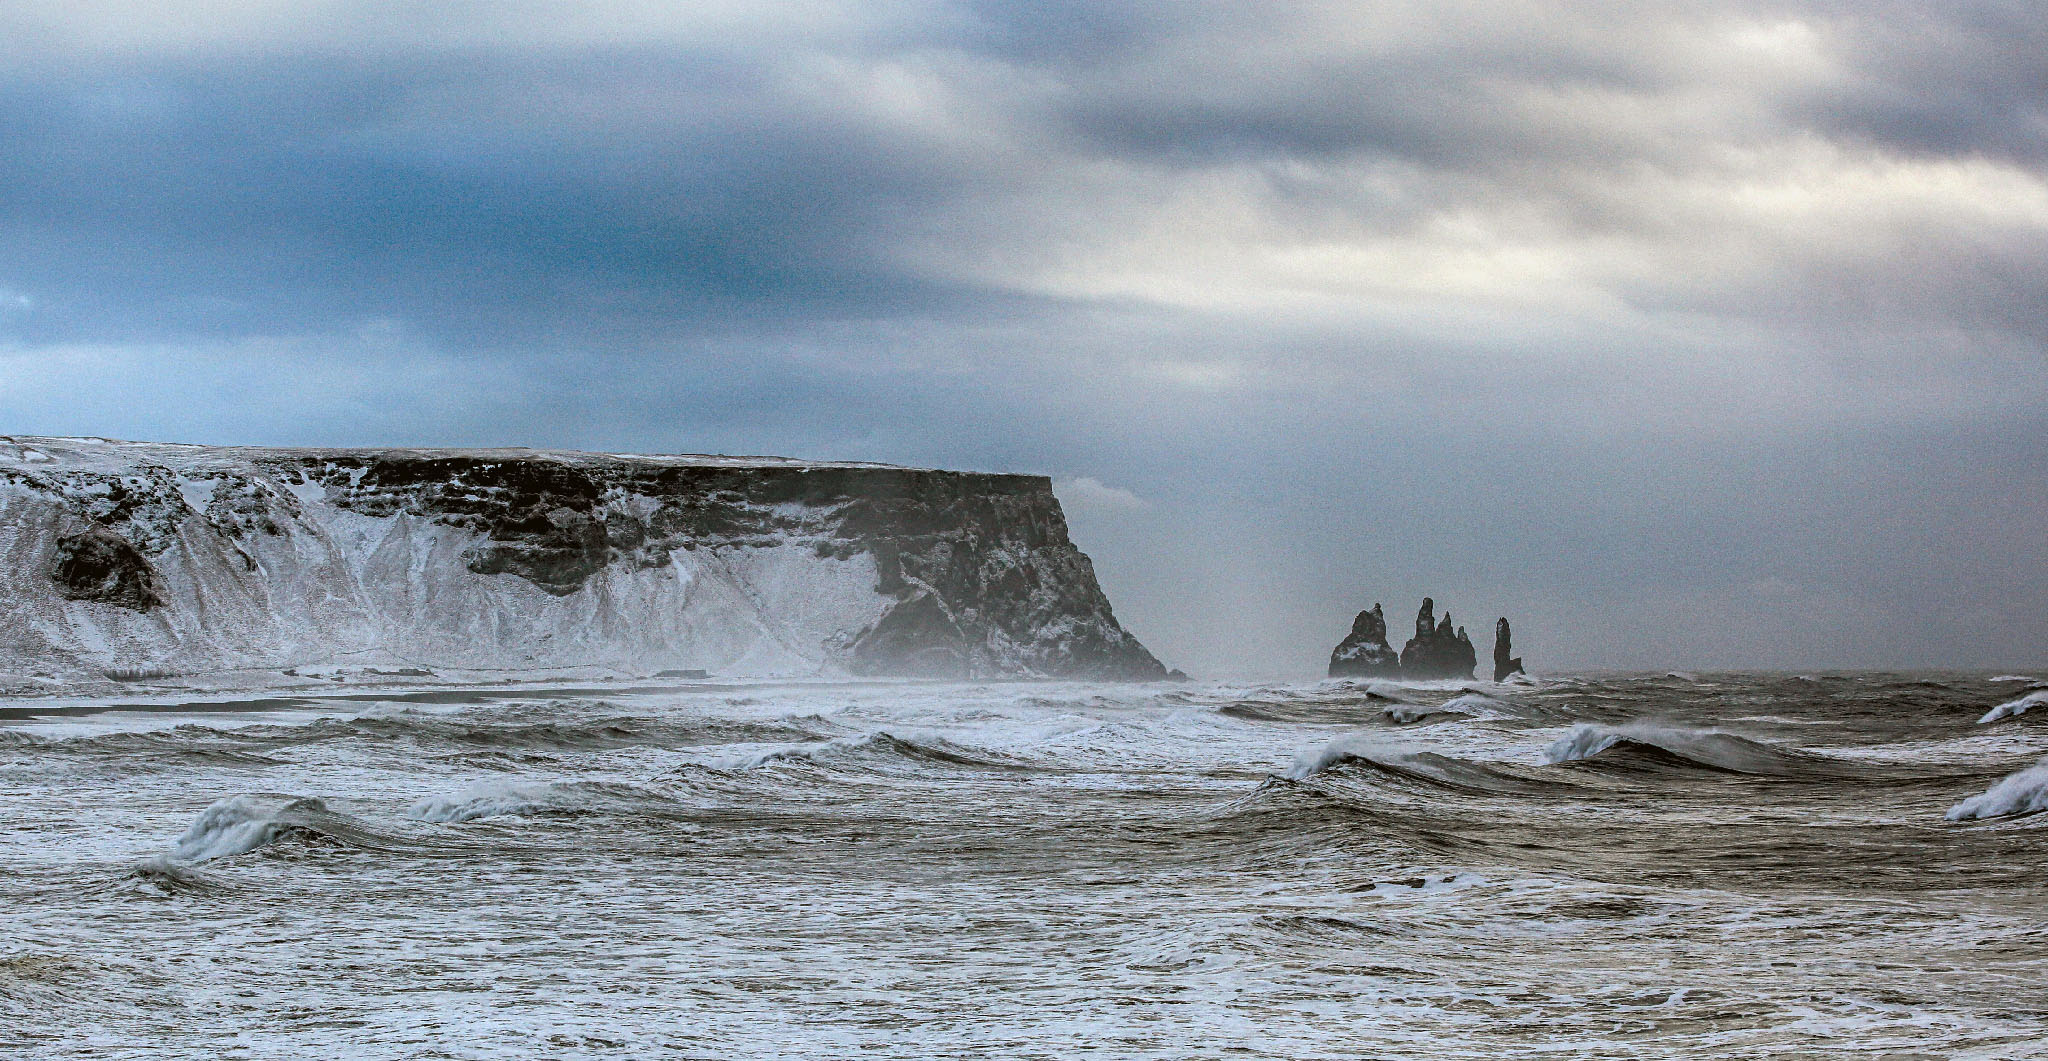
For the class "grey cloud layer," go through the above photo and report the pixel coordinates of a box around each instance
[1,0,2042,672]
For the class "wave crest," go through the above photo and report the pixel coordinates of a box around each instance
[171,795,335,862]
[1978,691,2048,724]
[407,780,675,824]
[722,731,1014,772]
[1284,736,1554,796]
[1540,723,1843,777]
[1947,759,2048,821]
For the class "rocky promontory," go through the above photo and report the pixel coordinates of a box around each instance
[0,436,1169,684]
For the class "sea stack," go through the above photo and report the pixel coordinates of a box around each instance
[1492,617,1525,682]
[1328,603,1401,677]
[1398,597,1477,680]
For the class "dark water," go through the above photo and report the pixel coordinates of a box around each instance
[4,673,2046,1058]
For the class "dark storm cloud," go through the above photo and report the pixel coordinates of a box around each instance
[1,0,2043,672]
[0,47,1007,348]
[1790,0,2048,165]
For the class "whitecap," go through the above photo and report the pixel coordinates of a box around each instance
[1438,692,1508,716]
[1381,702,1436,724]
[408,784,552,824]
[1542,724,1626,764]
[1947,759,2048,821]
[1285,735,1421,780]
[171,795,325,862]
[1977,691,2048,724]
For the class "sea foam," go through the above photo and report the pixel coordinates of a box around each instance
[1286,735,1421,780]
[1976,691,2048,724]
[409,784,554,824]
[1947,759,2048,821]
[171,795,326,862]
[1543,724,1629,764]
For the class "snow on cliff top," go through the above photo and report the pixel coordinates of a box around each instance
[0,436,929,474]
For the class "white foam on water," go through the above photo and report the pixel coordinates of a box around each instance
[1438,692,1511,718]
[1382,702,1437,723]
[1542,723,1632,764]
[170,795,321,862]
[1946,759,2048,821]
[1285,734,1424,779]
[10,675,2045,1058]
[408,784,555,824]
[1977,691,2048,724]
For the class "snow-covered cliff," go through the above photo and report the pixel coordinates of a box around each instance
[0,437,1167,688]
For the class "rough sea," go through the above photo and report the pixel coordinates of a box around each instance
[5,672,2046,1058]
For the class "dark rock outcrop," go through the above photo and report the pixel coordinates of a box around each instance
[1328,603,1401,677]
[1492,617,1525,682]
[1397,597,1477,680]
[1329,597,1519,682]
[51,526,166,611]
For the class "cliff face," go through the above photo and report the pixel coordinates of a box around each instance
[0,437,1166,684]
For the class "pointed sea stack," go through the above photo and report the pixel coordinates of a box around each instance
[1397,597,1477,680]
[1492,617,1525,682]
[1328,603,1401,677]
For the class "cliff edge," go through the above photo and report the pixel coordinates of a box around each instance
[0,437,1168,686]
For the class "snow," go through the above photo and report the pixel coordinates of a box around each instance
[0,436,991,690]
[176,477,220,513]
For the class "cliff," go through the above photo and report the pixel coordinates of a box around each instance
[0,437,1168,686]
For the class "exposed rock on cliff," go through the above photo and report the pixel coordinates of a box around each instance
[1328,603,1401,677]
[1492,617,1526,682]
[51,525,166,611]
[0,437,1167,683]
[1398,598,1477,680]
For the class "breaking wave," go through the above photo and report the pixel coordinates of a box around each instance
[1284,736,1555,796]
[1946,759,2048,821]
[170,795,341,862]
[719,731,1019,772]
[1977,691,2048,724]
[410,779,668,823]
[1540,723,1850,778]
[413,782,584,824]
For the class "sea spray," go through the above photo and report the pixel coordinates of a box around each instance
[171,795,327,862]
[1977,691,2048,724]
[1947,759,2048,821]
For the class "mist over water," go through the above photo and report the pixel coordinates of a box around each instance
[4,672,2046,1057]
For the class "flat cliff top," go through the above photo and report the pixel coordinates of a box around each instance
[0,435,939,475]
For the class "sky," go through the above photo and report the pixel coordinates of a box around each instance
[0,1,2043,676]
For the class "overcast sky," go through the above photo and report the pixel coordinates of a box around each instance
[1,1,2043,675]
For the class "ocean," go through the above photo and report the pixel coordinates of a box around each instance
[4,673,2046,1058]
